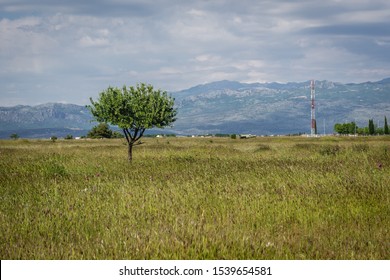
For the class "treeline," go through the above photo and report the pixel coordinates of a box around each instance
[334,116,389,135]
[51,123,123,140]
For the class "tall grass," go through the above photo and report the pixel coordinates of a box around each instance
[0,136,389,259]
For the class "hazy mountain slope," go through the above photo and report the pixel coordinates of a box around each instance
[0,103,91,130]
[1,79,390,138]
[171,79,390,135]
[0,103,92,138]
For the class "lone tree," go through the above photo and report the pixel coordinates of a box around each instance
[88,83,177,161]
[384,116,389,135]
[9,133,19,140]
[368,119,375,135]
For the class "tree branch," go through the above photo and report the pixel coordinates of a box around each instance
[134,128,146,142]
[123,128,130,144]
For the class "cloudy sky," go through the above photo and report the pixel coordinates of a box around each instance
[1,0,390,106]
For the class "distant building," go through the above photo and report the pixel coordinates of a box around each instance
[239,134,256,139]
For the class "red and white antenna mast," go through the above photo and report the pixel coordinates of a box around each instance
[310,80,317,136]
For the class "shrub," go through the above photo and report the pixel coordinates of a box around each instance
[43,161,67,178]
[319,144,341,156]
[294,143,317,150]
[255,144,271,152]
[352,144,369,152]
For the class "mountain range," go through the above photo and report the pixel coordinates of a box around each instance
[1,78,390,138]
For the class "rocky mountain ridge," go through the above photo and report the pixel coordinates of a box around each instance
[1,78,390,138]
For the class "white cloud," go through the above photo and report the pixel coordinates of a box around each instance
[233,16,242,24]
[187,9,207,17]
[194,54,222,63]
[0,0,389,105]
[376,39,390,46]
[79,35,110,48]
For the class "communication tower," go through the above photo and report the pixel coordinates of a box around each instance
[310,80,317,136]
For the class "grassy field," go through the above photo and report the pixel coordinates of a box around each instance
[0,136,389,260]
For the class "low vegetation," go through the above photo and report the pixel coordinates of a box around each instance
[0,136,389,259]
[334,116,389,135]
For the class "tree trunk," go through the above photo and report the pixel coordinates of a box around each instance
[128,143,133,161]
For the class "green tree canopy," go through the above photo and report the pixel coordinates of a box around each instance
[334,122,356,135]
[88,83,177,160]
[87,123,113,139]
[9,133,19,140]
